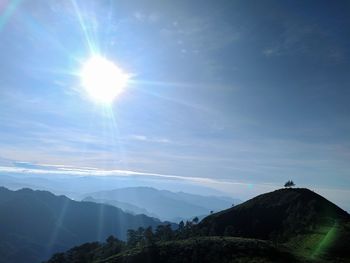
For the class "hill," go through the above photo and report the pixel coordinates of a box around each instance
[199,188,349,240]
[82,187,238,222]
[199,188,350,261]
[0,187,168,263]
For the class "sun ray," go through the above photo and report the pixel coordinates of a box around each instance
[46,197,70,257]
[70,0,97,54]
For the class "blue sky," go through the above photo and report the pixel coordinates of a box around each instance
[0,0,349,208]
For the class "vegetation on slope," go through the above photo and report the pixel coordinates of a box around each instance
[47,236,300,263]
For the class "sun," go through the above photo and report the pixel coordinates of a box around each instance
[80,55,130,104]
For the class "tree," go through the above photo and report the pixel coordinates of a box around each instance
[155,224,173,241]
[143,226,155,245]
[106,235,117,244]
[284,180,295,188]
[126,229,138,247]
[105,235,125,256]
[176,220,186,239]
[127,228,144,247]
[192,217,199,224]
[178,220,185,230]
[136,227,146,246]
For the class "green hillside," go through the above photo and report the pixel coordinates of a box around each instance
[47,236,301,263]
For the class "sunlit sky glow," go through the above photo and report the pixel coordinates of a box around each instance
[0,0,349,210]
[80,55,130,104]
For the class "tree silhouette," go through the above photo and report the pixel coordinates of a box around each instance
[106,235,117,244]
[126,229,138,247]
[155,224,173,241]
[178,220,185,230]
[284,180,295,188]
[144,226,155,245]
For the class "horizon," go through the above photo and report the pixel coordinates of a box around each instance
[1,1,350,212]
[1,164,349,213]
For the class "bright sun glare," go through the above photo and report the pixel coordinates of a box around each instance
[80,55,130,104]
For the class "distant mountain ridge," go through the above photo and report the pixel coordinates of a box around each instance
[82,186,239,222]
[83,196,159,218]
[0,173,226,199]
[0,187,168,263]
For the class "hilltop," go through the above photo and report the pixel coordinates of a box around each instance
[199,188,349,240]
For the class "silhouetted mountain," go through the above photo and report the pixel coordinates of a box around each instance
[0,187,168,263]
[83,187,238,221]
[199,188,349,240]
[199,188,350,261]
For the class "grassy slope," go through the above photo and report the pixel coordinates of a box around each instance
[92,230,349,263]
[286,221,350,263]
[98,237,303,263]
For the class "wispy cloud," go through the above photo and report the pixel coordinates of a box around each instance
[262,22,345,63]
[1,160,280,187]
[133,11,159,23]
[262,47,281,57]
[129,134,171,144]
[0,160,291,188]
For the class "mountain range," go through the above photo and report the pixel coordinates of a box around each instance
[0,172,226,198]
[82,187,239,222]
[0,187,169,263]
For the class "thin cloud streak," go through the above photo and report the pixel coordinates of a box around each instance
[129,134,171,144]
[0,163,265,187]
